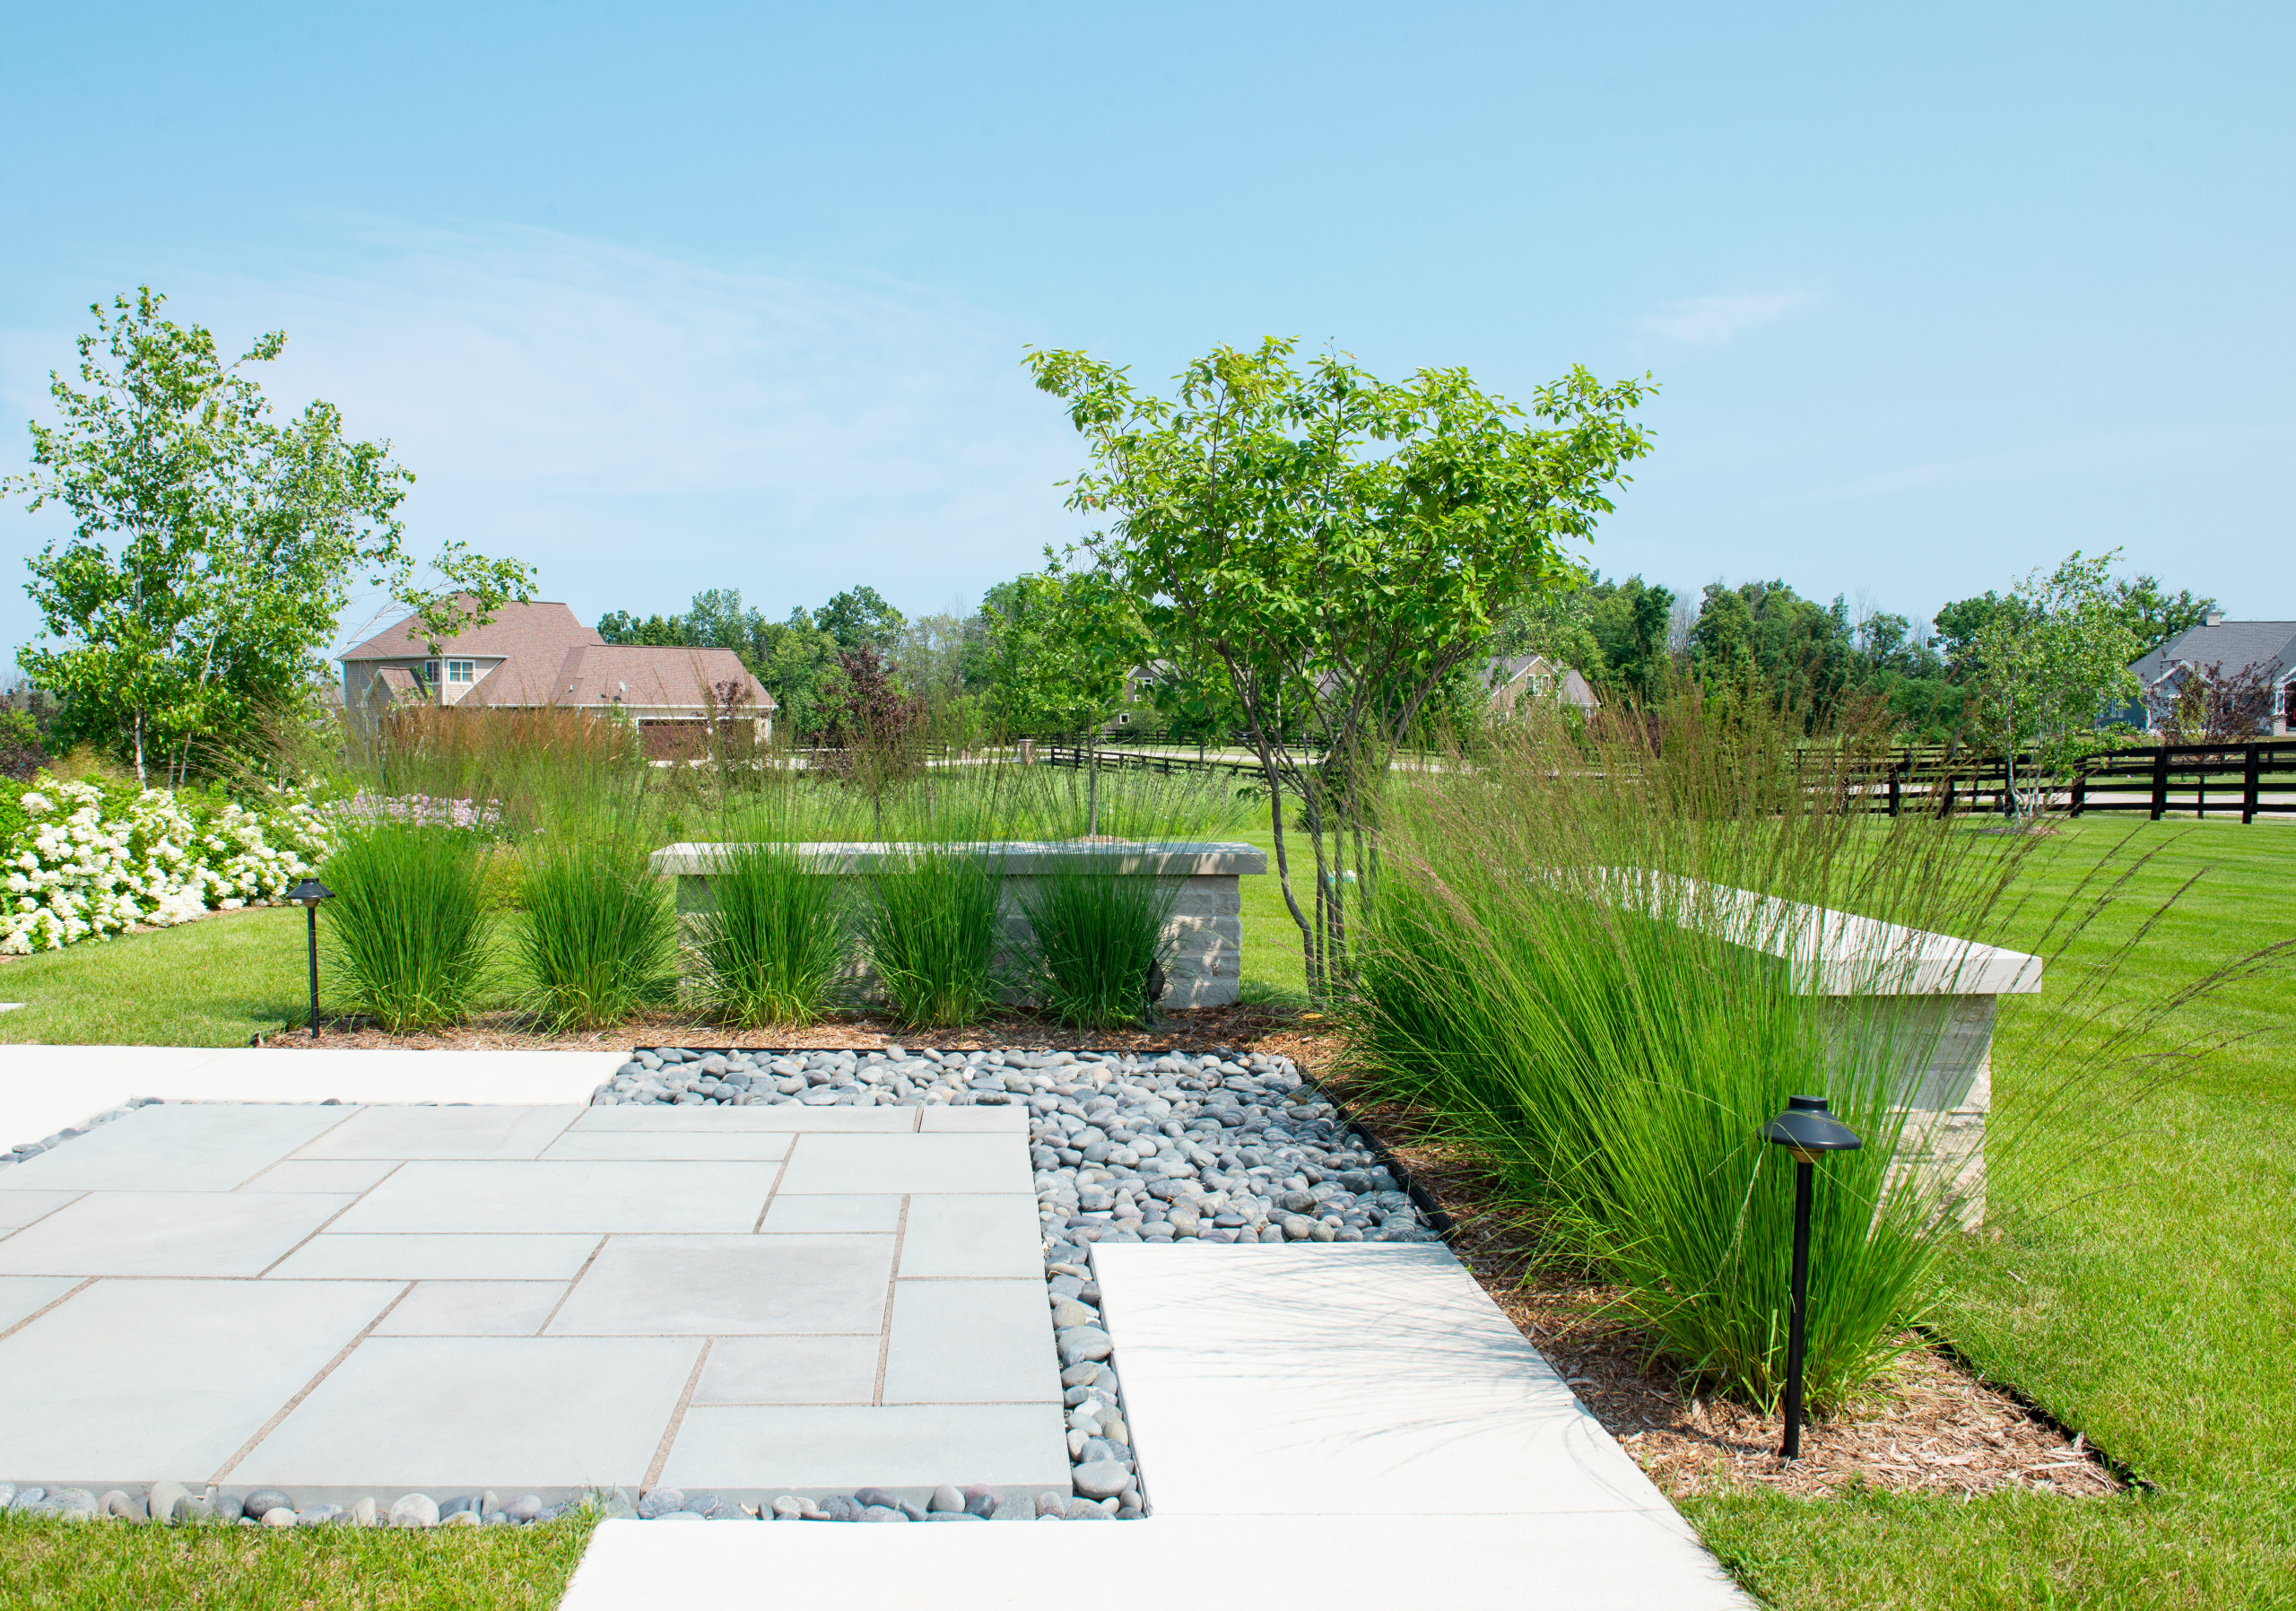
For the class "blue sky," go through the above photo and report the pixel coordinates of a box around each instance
[3,2,2290,662]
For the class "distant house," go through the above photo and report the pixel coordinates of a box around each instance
[337,598,777,756]
[2125,615,2296,737]
[1483,654,1599,716]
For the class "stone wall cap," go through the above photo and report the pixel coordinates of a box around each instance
[650,840,1268,877]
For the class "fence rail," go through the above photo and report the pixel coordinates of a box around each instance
[1825,741,2296,824]
[1038,737,2296,823]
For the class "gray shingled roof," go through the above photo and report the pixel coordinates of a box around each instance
[2129,622,2296,685]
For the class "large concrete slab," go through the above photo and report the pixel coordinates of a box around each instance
[562,1511,1750,1611]
[0,1277,398,1485]
[0,1190,352,1277]
[230,1336,702,1499]
[1091,1242,1669,1517]
[0,1103,355,1192]
[326,1160,780,1233]
[547,1235,894,1335]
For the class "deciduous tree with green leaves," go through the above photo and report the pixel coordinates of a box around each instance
[4,289,533,784]
[1027,337,1653,997]
[1969,549,2144,820]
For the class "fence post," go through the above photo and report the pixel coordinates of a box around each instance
[2071,762,2087,817]
[2244,743,2261,825]
[2150,747,2169,821]
[1888,759,1902,818]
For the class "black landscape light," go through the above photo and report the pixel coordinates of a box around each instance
[286,879,334,1041]
[1764,1093,1863,1460]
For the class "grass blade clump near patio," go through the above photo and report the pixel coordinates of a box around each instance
[692,842,852,1025]
[862,847,1003,1026]
[517,836,679,1031]
[1344,700,2042,1413]
[1019,853,1181,1029]
[320,822,492,1032]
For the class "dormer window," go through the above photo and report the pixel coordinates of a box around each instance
[447,659,476,684]
[422,660,439,684]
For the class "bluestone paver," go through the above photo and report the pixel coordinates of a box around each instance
[0,1190,352,1277]
[691,1335,884,1406]
[540,1131,792,1162]
[265,1232,601,1281]
[548,1234,894,1335]
[757,1194,903,1233]
[239,1159,399,1194]
[0,1189,83,1229]
[880,1279,1062,1404]
[326,1160,779,1233]
[896,1194,1044,1277]
[372,1280,569,1336]
[571,1105,916,1134]
[0,1277,398,1484]
[0,1273,82,1333]
[660,1402,1071,1498]
[294,1103,581,1161]
[0,1103,353,1193]
[230,1336,703,1496]
[775,1133,1031,1196]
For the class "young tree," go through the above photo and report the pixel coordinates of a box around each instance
[2148,659,2278,743]
[977,566,1139,741]
[5,289,531,783]
[1969,551,2144,819]
[1028,338,1652,996]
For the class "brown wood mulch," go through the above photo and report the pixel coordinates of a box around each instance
[259,1006,2121,1501]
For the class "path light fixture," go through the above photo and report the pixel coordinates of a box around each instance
[285,879,334,1041]
[1764,1094,1863,1460]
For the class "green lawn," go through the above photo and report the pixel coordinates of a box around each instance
[0,907,533,1047]
[0,1510,594,1611]
[1683,817,2296,1608]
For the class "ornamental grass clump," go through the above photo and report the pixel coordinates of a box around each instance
[691,842,851,1026]
[320,822,491,1032]
[1019,854,1180,1029]
[518,836,679,1031]
[862,848,1002,1026]
[1344,700,2040,1412]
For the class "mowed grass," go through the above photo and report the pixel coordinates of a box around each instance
[0,1511,594,1611]
[1680,817,2296,1609]
[0,907,528,1047]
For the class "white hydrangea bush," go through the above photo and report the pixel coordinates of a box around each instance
[0,779,337,956]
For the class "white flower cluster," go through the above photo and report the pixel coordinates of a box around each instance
[0,780,336,956]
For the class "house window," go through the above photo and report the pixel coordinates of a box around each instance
[447,659,476,684]
[422,660,439,684]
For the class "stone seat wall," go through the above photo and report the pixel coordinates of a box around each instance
[648,842,1267,1010]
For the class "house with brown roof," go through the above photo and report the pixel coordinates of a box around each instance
[1483,654,1600,716]
[338,599,777,755]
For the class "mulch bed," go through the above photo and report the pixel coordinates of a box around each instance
[257,1005,2121,1501]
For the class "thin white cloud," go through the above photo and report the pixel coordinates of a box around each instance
[1805,421,2296,503]
[1632,289,1814,346]
[0,223,1090,651]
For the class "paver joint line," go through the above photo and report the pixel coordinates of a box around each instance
[0,1275,95,1346]
[874,1194,911,1407]
[536,1234,611,1336]
[231,1104,366,1190]
[207,1279,416,1486]
[644,1337,714,1492]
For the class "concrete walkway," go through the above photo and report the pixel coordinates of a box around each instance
[563,1241,1750,1609]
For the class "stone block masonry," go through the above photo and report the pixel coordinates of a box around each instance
[649,842,1267,1009]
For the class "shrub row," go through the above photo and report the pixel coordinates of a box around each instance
[320,827,1178,1033]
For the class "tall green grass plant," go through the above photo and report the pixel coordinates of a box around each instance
[320,823,492,1032]
[691,843,852,1025]
[517,837,679,1030]
[1345,702,2039,1409]
[862,848,1003,1026]
[1019,855,1180,1029]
